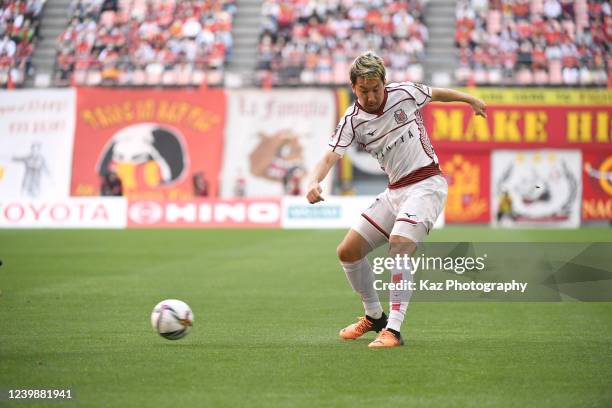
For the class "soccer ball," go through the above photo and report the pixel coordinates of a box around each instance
[150,299,193,340]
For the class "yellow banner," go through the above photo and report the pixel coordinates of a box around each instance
[454,88,611,106]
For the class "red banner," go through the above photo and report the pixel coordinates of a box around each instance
[71,88,225,200]
[127,198,281,228]
[582,152,612,221]
[423,104,611,151]
[438,151,490,223]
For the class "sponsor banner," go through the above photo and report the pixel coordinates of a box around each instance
[282,196,444,229]
[128,198,281,228]
[582,152,612,221]
[454,88,611,106]
[423,104,611,150]
[491,150,582,228]
[438,151,490,223]
[0,197,127,229]
[0,89,76,199]
[71,88,225,200]
[221,89,336,198]
[282,196,372,229]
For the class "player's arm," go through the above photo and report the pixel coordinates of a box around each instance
[306,151,341,204]
[431,88,487,117]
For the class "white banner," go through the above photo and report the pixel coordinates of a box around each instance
[221,89,336,198]
[282,196,445,230]
[491,150,582,228]
[0,89,76,199]
[127,198,281,228]
[0,198,127,229]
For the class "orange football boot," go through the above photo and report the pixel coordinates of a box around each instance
[368,329,404,348]
[339,314,387,340]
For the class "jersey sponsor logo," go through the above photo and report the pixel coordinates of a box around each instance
[394,109,408,124]
[373,135,406,160]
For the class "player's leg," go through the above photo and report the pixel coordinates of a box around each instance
[337,229,383,312]
[369,176,448,348]
[367,231,424,348]
[338,194,394,340]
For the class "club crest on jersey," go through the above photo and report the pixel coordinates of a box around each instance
[394,109,408,124]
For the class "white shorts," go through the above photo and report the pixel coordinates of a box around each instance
[353,175,448,248]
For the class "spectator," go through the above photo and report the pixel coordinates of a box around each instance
[192,171,209,197]
[256,0,429,86]
[100,171,123,196]
[455,0,610,86]
[0,0,43,87]
[55,0,236,86]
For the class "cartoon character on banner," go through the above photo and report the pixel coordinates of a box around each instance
[96,123,187,195]
[11,142,50,198]
[495,152,578,224]
[249,129,305,195]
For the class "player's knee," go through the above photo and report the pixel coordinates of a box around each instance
[336,241,363,263]
[389,235,417,256]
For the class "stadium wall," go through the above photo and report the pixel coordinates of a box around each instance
[0,87,610,229]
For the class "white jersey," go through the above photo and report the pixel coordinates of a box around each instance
[329,82,439,184]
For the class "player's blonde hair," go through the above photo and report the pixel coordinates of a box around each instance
[350,51,386,85]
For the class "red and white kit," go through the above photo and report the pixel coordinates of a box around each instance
[329,81,448,246]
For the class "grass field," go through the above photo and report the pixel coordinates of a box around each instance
[1,227,612,407]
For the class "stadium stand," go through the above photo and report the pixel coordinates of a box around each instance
[54,0,236,86]
[4,0,610,88]
[0,0,45,87]
[455,0,611,86]
[256,0,429,86]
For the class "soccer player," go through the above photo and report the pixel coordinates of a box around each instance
[306,51,486,348]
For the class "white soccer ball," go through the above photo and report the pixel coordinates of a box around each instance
[150,299,193,340]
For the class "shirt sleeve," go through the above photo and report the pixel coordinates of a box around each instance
[399,81,432,108]
[328,105,357,157]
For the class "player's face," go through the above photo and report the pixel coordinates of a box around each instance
[352,76,385,113]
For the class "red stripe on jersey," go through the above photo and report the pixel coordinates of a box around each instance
[388,162,442,190]
[396,218,418,224]
[392,274,403,282]
[415,109,434,159]
[332,104,358,151]
[391,303,401,311]
[361,213,390,239]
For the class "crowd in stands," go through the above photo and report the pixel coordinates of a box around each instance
[5,0,611,88]
[0,0,45,87]
[455,0,611,86]
[55,0,236,86]
[256,0,428,86]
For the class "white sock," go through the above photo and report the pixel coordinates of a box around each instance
[386,256,414,332]
[341,258,383,319]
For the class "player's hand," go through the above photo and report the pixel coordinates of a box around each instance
[306,182,324,204]
[470,98,487,118]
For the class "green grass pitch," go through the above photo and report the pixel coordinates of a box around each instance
[1,227,611,407]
